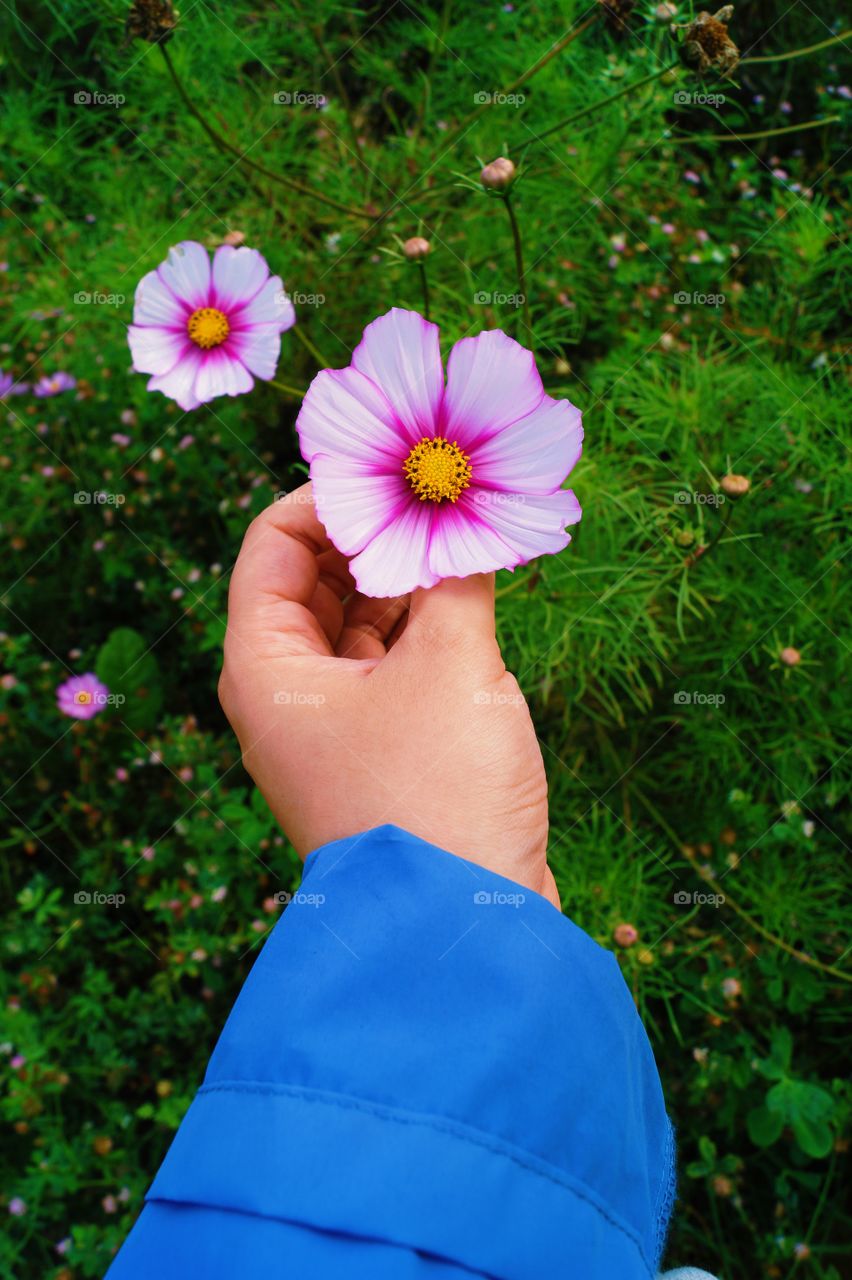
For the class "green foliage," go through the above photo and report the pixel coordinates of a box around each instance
[1,1,850,1278]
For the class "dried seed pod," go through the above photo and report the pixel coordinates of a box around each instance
[679,6,740,77]
[125,0,179,45]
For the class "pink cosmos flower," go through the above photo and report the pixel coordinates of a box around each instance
[33,372,76,397]
[128,241,296,411]
[296,309,582,597]
[0,372,30,398]
[56,672,110,720]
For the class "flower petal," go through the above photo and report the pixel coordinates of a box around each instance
[147,348,205,411]
[348,499,437,596]
[211,245,269,311]
[157,242,212,311]
[128,325,189,376]
[427,498,518,580]
[472,394,583,494]
[133,269,187,328]
[297,367,411,467]
[228,324,282,380]
[232,275,296,332]
[441,330,545,451]
[310,454,410,557]
[193,348,255,403]
[351,308,443,444]
[465,487,582,564]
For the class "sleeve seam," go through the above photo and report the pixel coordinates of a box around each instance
[196,1079,654,1277]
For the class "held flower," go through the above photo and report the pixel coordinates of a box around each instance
[296,308,583,597]
[128,241,296,411]
[56,672,110,720]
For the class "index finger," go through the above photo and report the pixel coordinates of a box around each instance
[226,482,338,659]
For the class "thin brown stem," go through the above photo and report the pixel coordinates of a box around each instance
[293,0,368,177]
[374,12,598,223]
[503,193,532,347]
[681,846,852,983]
[160,45,372,220]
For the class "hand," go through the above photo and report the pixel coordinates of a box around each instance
[218,484,560,907]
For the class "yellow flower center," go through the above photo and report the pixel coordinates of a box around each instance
[75,691,92,705]
[187,307,230,349]
[403,436,472,503]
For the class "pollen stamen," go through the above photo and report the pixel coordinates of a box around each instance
[187,307,230,349]
[403,436,472,503]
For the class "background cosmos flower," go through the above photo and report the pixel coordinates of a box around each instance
[33,372,77,397]
[128,241,296,411]
[56,672,111,720]
[296,308,583,597]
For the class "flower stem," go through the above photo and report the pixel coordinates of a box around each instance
[293,323,331,369]
[374,11,598,223]
[519,61,679,154]
[680,846,852,984]
[268,378,306,399]
[417,261,431,321]
[502,193,532,348]
[670,116,840,144]
[742,29,852,63]
[160,45,372,221]
[293,0,368,177]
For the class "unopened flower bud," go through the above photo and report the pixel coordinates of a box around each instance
[403,236,431,261]
[614,923,639,948]
[654,2,677,19]
[780,646,801,666]
[481,157,516,190]
[720,473,750,497]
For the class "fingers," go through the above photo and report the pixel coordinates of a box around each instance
[226,483,338,659]
[336,593,409,660]
[403,573,498,662]
[541,866,562,911]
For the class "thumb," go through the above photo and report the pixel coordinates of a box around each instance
[403,573,497,658]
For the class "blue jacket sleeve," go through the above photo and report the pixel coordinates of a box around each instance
[107,825,675,1280]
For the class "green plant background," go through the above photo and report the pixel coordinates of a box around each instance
[1,1,850,1277]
